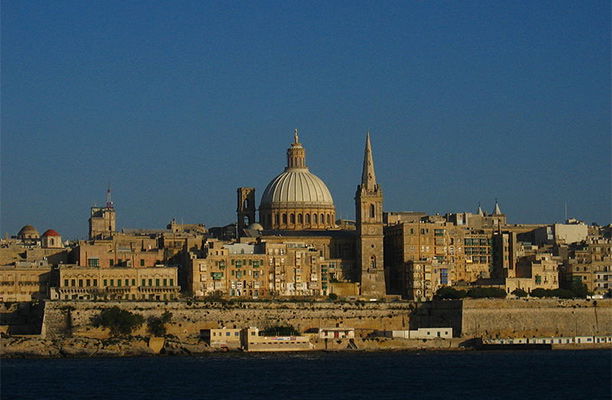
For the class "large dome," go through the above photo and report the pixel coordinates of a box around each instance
[259,130,336,230]
[261,169,334,207]
[17,225,40,239]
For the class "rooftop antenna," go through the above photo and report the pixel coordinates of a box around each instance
[106,183,114,209]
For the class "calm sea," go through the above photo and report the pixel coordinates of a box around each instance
[1,350,610,400]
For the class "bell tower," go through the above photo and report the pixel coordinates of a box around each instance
[89,186,116,240]
[355,133,386,297]
[237,187,256,235]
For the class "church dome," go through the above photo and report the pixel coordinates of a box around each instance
[259,130,336,230]
[17,225,40,239]
[261,169,334,207]
[42,229,61,237]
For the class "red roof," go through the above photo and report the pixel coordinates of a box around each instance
[42,229,61,237]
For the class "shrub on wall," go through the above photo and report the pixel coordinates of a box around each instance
[434,287,467,299]
[147,311,173,336]
[260,325,300,336]
[511,288,528,298]
[91,306,144,336]
[466,287,507,299]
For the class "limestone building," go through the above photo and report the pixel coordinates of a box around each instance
[51,265,179,301]
[0,260,53,302]
[89,188,117,240]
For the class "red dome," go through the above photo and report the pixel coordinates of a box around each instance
[42,229,61,237]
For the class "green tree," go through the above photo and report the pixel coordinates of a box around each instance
[147,311,173,336]
[260,325,300,336]
[530,288,548,298]
[511,288,528,298]
[328,293,338,301]
[569,281,589,298]
[91,306,144,336]
[434,286,467,300]
[466,287,507,299]
[204,290,225,302]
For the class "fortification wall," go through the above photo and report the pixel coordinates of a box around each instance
[41,299,612,340]
[43,301,412,339]
[461,299,611,338]
[410,299,612,338]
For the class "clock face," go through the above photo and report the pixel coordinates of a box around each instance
[369,227,376,234]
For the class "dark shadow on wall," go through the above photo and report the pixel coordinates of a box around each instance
[408,300,463,337]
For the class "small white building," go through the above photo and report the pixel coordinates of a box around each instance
[383,328,453,340]
[319,327,355,340]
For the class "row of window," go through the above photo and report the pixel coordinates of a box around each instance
[264,212,334,226]
[63,278,174,287]
[87,258,149,267]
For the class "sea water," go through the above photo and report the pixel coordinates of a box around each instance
[1,350,610,400]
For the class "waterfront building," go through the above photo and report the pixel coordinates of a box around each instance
[505,253,561,294]
[562,238,612,294]
[0,260,53,302]
[50,264,179,301]
[201,328,242,348]
[240,327,312,352]
[186,238,350,298]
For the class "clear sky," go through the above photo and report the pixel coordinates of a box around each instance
[1,1,610,239]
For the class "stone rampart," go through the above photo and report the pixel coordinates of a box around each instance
[43,301,412,339]
[41,299,612,340]
[411,298,612,338]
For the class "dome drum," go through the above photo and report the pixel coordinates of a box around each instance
[260,207,336,230]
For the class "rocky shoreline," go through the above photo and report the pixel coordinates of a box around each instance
[4,335,610,358]
[0,336,217,358]
[1,335,469,358]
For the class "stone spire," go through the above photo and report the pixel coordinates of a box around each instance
[477,202,484,216]
[361,132,377,192]
[287,128,306,169]
[493,199,502,215]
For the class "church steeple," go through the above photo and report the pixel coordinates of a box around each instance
[355,131,385,298]
[361,132,377,192]
[493,199,502,215]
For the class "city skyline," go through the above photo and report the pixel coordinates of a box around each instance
[2,1,610,238]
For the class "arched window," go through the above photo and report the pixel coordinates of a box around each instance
[290,214,295,224]
[327,214,331,224]
[314,214,318,224]
[275,214,280,225]
[50,238,55,246]
[243,199,249,209]
[305,214,311,224]
[370,255,376,268]
[320,214,324,225]
[370,204,375,218]
[298,214,303,224]
[282,214,287,224]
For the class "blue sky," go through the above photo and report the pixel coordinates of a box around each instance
[1,1,610,239]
